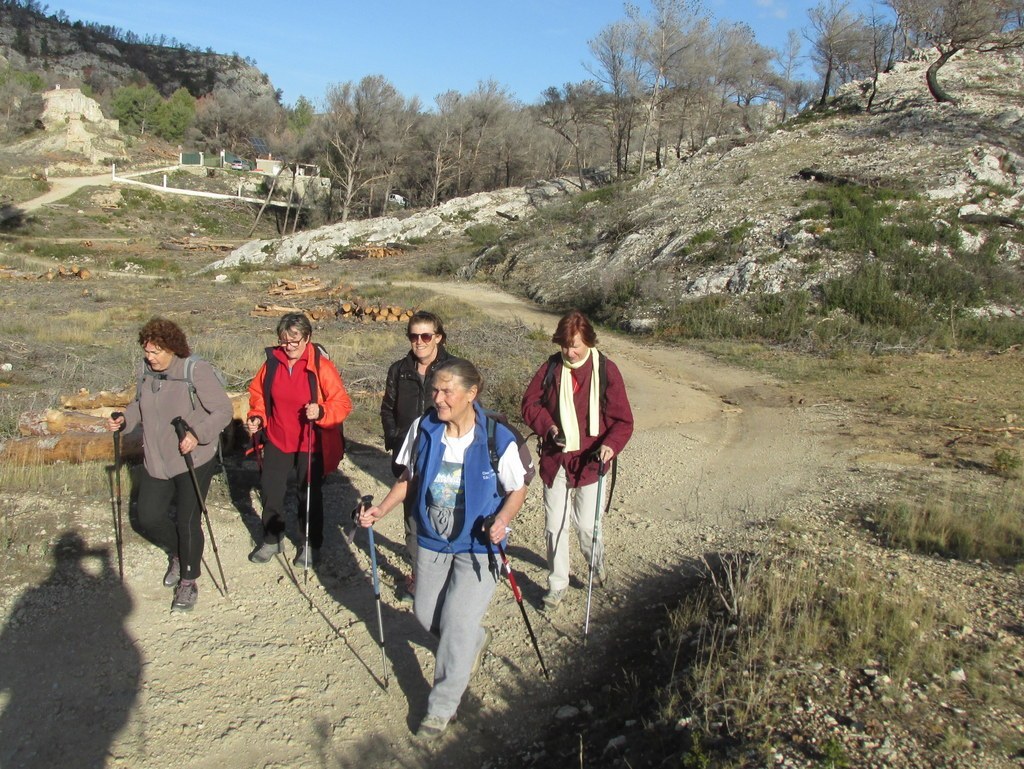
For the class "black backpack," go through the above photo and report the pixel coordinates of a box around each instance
[261,342,345,460]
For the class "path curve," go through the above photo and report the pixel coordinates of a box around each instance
[0,280,846,769]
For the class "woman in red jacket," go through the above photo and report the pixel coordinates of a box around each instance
[521,310,633,611]
[246,313,352,567]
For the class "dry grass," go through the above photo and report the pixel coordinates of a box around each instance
[658,543,958,740]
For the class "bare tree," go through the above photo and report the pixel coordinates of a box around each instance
[629,0,702,174]
[587,20,644,175]
[539,81,603,189]
[318,75,409,222]
[888,0,1024,103]
[806,0,866,106]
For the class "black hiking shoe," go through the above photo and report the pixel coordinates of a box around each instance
[171,579,198,612]
[163,556,180,587]
[248,541,282,563]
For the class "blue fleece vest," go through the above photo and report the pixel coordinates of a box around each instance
[413,402,516,554]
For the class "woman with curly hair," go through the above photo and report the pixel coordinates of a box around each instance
[107,318,232,612]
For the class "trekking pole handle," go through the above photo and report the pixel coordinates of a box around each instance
[351,494,374,524]
[171,416,191,440]
[110,411,125,431]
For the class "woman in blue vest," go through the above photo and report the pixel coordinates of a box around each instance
[358,358,528,739]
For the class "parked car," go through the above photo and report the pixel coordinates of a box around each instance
[229,159,250,171]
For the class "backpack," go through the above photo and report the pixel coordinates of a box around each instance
[261,342,345,461]
[483,409,536,497]
[137,354,229,410]
[409,408,535,498]
[137,354,233,461]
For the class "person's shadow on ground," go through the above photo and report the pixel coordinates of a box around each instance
[0,531,141,769]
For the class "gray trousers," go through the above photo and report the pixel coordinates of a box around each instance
[544,466,605,592]
[414,547,498,720]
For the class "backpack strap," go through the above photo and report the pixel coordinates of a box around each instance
[485,413,506,497]
[261,347,280,419]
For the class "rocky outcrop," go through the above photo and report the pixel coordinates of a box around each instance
[0,6,277,101]
[207,181,573,270]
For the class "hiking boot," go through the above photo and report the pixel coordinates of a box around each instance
[248,541,282,564]
[471,628,493,679]
[415,714,449,740]
[163,556,180,588]
[597,562,611,588]
[292,546,320,568]
[171,579,198,612]
[542,588,566,611]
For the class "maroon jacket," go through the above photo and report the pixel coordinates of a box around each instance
[521,352,633,488]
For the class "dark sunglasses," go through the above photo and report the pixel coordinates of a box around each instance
[407,332,436,343]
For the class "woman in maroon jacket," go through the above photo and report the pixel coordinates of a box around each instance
[521,310,633,611]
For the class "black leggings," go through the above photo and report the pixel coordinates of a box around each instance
[137,459,215,580]
[260,441,325,549]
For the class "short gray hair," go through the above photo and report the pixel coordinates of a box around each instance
[431,357,482,395]
[276,312,312,340]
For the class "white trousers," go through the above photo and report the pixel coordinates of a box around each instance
[544,466,605,592]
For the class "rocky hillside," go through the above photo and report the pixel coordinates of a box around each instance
[478,46,1024,325]
[0,3,277,101]
[211,46,1023,332]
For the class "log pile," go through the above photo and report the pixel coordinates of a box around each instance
[159,236,234,252]
[337,300,414,323]
[268,277,328,296]
[251,304,334,321]
[0,387,251,465]
[251,300,413,323]
[0,264,93,280]
[340,245,405,260]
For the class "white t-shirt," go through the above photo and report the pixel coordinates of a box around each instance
[396,416,527,494]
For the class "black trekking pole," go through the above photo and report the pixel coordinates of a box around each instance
[110,412,125,582]
[493,540,549,680]
[172,416,228,594]
[352,495,389,688]
[583,459,609,646]
[301,420,313,581]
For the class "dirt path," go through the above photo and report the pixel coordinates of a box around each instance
[0,282,847,769]
[20,172,114,211]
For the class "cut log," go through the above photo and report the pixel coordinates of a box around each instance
[18,409,109,436]
[60,387,134,410]
[0,430,144,465]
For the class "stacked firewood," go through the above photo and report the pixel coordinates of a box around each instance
[337,300,414,322]
[251,304,334,320]
[0,263,93,280]
[340,245,405,260]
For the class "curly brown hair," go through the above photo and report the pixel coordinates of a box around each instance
[138,318,190,357]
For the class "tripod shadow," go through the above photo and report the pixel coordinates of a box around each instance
[0,531,141,769]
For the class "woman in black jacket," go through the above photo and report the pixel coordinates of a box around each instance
[379,311,457,601]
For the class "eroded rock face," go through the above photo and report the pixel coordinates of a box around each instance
[208,183,571,270]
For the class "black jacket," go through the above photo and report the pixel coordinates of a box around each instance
[380,345,457,463]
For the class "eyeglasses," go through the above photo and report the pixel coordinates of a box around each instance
[279,337,307,348]
[407,332,436,343]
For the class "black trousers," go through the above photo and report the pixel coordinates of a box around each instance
[260,441,325,549]
[137,459,215,580]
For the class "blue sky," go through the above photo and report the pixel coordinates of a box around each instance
[53,0,838,107]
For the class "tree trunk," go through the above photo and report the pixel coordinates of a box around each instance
[925,47,961,104]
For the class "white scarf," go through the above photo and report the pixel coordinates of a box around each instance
[558,347,601,452]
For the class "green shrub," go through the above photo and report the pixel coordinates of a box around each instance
[465,223,502,248]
